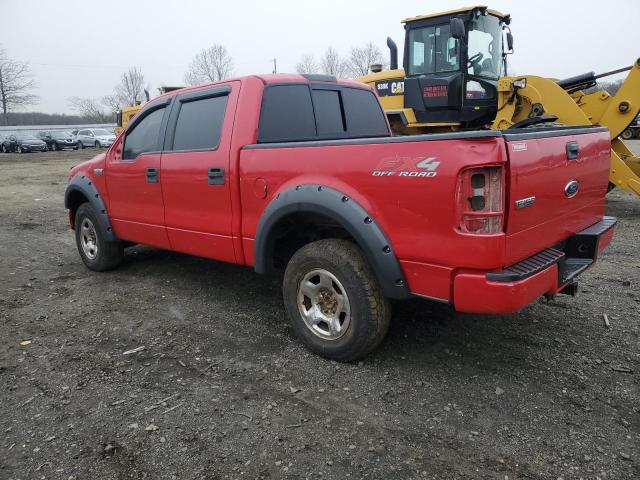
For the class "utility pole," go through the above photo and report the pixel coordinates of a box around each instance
[272,58,277,74]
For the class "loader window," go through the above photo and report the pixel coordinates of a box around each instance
[467,15,502,79]
[408,25,459,76]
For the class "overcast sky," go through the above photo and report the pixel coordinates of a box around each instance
[1,0,638,114]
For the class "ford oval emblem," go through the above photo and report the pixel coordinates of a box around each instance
[564,180,580,198]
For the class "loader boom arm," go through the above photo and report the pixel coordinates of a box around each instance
[493,59,640,195]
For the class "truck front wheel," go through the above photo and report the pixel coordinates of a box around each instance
[74,203,124,271]
[283,239,391,362]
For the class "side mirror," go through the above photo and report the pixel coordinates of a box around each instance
[450,18,466,39]
[506,32,514,53]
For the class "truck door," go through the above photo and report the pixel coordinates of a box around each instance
[105,100,171,248]
[159,82,239,262]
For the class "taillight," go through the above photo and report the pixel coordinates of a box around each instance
[456,166,504,234]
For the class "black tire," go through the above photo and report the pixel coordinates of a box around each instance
[1,144,6,153]
[51,142,58,151]
[77,141,83,149]
[95,141,100,148]
[283,239,391,362]
[74,203,124,271]
[621,129,633,140]
[17,146,23,154]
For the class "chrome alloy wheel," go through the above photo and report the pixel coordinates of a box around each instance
[80,217,98,260]
[297,268,351,340]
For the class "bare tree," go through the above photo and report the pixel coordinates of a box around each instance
[320,47,348,78]
[346,42,386,77]
[295,54,319,74]
[185,45,234,85]
[115,67,145,106]
[101,93,122,113]
[0,45,39,125]
[68,97,110,123]
[599,79,624,96]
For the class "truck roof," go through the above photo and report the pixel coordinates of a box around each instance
[150,74,373,104]
[255,73,369,89]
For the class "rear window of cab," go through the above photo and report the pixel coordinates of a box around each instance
[258,84,390,143]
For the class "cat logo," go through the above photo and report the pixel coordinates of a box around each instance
[375,80,405,97]
[390,81,405,94]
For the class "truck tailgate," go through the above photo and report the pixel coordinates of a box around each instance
[503,127,611,265]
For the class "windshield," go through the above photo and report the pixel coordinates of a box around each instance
[407,24,460,76]
[19,134,38,141]
[467,15,502,79]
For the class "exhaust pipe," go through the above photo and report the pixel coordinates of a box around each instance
[387,37,398,70]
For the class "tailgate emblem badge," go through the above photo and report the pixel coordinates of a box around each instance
[515,196,536,209]
[564,180,580,198]
[512,142,528,151]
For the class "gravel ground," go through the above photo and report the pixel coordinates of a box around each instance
[1,145,638,480]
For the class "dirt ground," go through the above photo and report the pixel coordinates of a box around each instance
[1,145,638,480]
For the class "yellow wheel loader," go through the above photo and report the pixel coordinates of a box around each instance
[115,86,185,134]
[358,6,640,196]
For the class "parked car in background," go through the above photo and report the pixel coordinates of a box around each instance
[1,134,17,153]
[1,134,47,153]
[76,128,117,149]
[38,130,79,150]
[621,114,639,140]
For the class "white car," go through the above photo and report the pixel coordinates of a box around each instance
[76,128,116,149]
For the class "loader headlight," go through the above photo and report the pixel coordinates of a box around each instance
[512,78,526,89]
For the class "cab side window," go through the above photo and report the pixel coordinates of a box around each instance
[123,107,165,160]
[258,85,316,143]
[170,95,228,151]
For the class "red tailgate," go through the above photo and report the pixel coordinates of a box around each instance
[503,127,611,265]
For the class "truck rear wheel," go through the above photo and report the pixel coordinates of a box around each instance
[283,239,391,362]
[74,203,124,271]
[621,129,633,140]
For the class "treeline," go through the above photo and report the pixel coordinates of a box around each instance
[1,111,115,126]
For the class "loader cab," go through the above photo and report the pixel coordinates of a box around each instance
[401,6,511,128]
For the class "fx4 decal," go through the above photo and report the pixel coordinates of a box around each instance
[372,156,440,178]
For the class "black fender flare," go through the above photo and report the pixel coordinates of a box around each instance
[254,184,410,299]
[64,174,118,242]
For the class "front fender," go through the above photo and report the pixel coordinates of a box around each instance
[64,174,117,241]
[254,184,410,299]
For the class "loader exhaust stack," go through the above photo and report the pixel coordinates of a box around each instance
[387,37,398,70]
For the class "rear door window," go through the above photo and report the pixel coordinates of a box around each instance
[170,95,228,151]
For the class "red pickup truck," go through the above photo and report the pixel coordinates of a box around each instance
[65,74,616,361]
